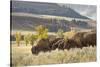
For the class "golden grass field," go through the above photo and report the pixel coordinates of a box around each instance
[11,44,96,67]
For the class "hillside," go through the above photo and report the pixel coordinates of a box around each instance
[11,1,95,32]
[11,1,89,19]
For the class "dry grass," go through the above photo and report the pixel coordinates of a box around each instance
[11,45,96,67]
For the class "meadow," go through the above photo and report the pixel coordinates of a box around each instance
[11,28,96,67]
[11,44,96,66]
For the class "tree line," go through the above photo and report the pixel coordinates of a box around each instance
[14,25,64,46]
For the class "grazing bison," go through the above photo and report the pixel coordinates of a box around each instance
[64,39,82,50]
[50,38,64,50]
[71,32,86,47]
[82,32,96,47]
[31,38,50,54]
[31,31,96,54]
[71,31,96,47]
[50,37,82,50]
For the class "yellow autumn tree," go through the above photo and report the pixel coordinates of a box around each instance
[29,34,37,46]
[35,25,48,39]
[15,32,21,46]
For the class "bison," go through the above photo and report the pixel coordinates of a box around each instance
[31,38,51,54]
[82,32,96,47]
[71,31,96,47]
[31,31,96,54]
[63,39,82,50]
[50,38,64,50]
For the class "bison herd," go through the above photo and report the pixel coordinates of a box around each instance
[31,30,96,54]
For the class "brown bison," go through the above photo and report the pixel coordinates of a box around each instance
[50,38,64,50]
[64,39,82,50]
[31,38,50,54]
[31,31,96,54]
[82,32,96,47]
[50,38,82,50]
[71,32,86,47]
[71,31,96,47]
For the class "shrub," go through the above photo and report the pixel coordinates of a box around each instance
[35,25,48,39]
